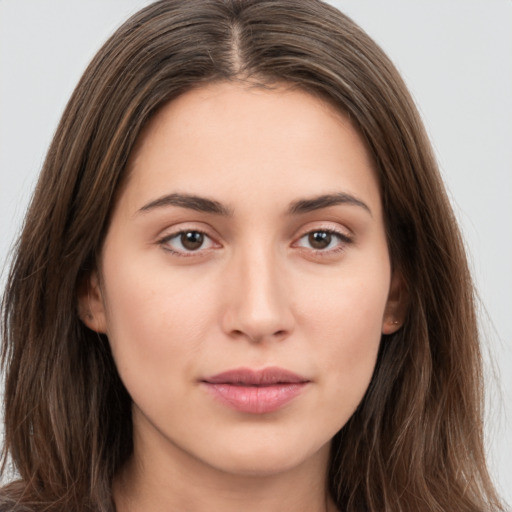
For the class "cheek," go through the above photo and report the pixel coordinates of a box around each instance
[308,291,383,377]
[100,257,219,384]
[299,256,390,341]
[296,258,390,402]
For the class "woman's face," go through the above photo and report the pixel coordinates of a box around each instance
[83,82,403,477]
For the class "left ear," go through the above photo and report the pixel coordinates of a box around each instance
[77,270,108,334]
[382,270,408,335]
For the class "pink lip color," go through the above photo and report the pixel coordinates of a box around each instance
[201,367,309,414]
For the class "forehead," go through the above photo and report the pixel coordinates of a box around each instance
[121,81,381,216]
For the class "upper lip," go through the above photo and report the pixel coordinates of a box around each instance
[202,367,310,386]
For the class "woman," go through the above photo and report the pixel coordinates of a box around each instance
[0,0,506,511]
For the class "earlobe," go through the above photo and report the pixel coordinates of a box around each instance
[77,271,108,333]
[382,270,408,335]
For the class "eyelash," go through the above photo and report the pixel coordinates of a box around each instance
[158,229,217,257]
[157,227,353,257]
[294,228,353,256]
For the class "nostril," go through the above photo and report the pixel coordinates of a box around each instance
[228,328,289,343]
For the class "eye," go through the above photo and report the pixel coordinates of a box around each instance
[159,230,216,255]
[295,229,352,252]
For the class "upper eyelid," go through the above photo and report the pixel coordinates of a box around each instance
[156,223,219,241]
[157,230,219,258]
[294,229,353,247]
[298,226,352,238]
[159,229,217,244]
[154,221,354,245]
[292,222,354,240]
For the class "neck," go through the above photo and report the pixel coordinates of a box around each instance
[113,426,338,512]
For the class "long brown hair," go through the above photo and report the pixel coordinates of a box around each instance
[1,1,505,510]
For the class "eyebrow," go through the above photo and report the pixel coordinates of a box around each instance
[138,193,233,216]
[288,193,372,216]
[137,191,371,217]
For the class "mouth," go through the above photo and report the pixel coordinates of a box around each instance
[201,367,310,414]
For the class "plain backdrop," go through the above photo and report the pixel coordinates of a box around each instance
[0,0,511,504]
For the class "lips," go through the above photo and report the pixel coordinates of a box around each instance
[201,367,310,414]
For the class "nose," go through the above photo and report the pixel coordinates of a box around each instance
[221,243,295,344]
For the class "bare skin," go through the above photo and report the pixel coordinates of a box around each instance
[81,82,405,512]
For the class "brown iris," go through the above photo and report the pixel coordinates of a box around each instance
[308,231,332,249]
[181,231,204,250]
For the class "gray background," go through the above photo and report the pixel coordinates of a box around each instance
[1,0,511,503]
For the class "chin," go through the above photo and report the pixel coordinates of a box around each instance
[202,436,332,478]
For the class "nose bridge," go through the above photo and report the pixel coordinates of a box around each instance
[223,237,293,342]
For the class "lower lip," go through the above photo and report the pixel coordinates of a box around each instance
[202,382,308,414]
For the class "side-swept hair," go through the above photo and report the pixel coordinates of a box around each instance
[1,1,504,510]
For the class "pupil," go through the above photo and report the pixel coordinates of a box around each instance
[181,231,203,250]
[309,231,331,249]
